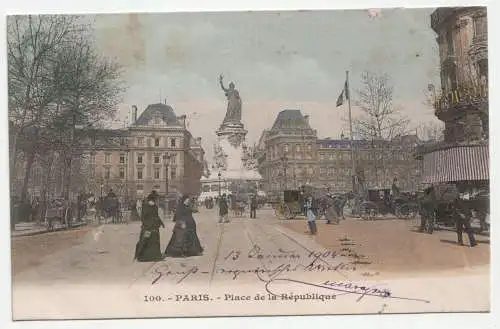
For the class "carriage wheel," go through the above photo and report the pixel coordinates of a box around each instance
[274,205,281,218]
[284,205,295,220]
[360,205,370,220]
[64,208,71,229]
[394,205,401,218]
[424,214,435,234]
[399,205,410,219]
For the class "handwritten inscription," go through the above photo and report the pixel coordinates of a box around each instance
[152,259,358,285]
[150,243,373,285]
[145,242,429,305]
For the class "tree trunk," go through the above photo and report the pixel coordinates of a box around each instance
[40,154,55,224]
[64,114,77,200]
[9,131,20,194]
[20,149,35,204]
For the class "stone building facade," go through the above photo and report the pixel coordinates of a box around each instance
[258,110,318,193]
[416,7,489,184]
[77,103,206,199]
[257,110,422,195]
[431,6,488,142]
[13,103,206,201]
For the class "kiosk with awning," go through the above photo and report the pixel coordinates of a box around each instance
[420,143,489,184]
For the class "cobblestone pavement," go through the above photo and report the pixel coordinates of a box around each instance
[12,207,489,319]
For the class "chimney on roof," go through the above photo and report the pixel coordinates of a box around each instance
[132,105,138,123]
[180,115,187,128]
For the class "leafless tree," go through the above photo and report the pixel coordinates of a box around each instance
[352,71,410,188]
[49,34,124,198]
[8,15,82,202]
[353,71,410,140]
[417,121,445,142]
[8,15,125,203]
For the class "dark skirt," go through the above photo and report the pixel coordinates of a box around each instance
[135,230,164,262]
[164,227,204,258]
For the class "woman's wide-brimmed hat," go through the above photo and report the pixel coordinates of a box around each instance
[147,190,159,201]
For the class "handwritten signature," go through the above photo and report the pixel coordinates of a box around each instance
[262,277,430,304]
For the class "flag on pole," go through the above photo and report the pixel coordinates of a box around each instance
[336,79,349,107]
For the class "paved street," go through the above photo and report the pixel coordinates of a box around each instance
[12,207,489,320]
[12,208,336,286]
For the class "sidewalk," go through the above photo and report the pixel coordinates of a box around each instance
[11,218,90,238]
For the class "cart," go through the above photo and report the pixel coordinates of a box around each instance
[418,183,459,234]
[274,190,304,219]
[44,199,72,231]
[359,189,393,220]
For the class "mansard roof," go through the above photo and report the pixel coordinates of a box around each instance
[271,109,310,130]
[134,103,180,125]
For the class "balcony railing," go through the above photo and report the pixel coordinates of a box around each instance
[432,81,488,115]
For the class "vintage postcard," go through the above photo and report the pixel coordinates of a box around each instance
[8,7,490,320]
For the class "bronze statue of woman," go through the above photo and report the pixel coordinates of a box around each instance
[219,74,242,124]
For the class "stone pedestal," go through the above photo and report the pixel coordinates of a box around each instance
[216,122,248,149]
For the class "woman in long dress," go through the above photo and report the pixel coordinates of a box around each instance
[164,195,204,258]
[305,195,318,235]
[134,192,165,262]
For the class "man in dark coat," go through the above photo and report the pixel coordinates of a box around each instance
[134,192,165,262]
[250,195,258,218]
[391,177,400,199]
[454,187,477,247]
[219,193,229,223]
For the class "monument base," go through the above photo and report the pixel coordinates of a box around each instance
[212,120,263,196]
[216,122,247,149]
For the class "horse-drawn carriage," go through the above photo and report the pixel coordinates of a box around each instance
[359,189,393,220]
[359,188,419,220]
[44,199,73,231]
[273,189,304,220]
[94,195,124,224]
[419,183,490,234]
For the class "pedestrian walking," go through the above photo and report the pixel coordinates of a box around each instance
[250,194,257,218]
[219,193,230,223]
[454,194,477,247]
[164,194,204,257]
[134,191,165,262]
[304,195,318,235]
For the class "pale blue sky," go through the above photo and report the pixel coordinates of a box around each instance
[91,8,442,157]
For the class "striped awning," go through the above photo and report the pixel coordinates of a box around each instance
[422,144,489,183]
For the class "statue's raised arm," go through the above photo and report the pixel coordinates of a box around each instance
[219,74,228,92]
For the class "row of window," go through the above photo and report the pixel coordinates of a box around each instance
[270,166,315,177]
[103,167,177,180]
[269,144,314,159]
[318,151,413,161]
[318,168,351,176]
[103,153,177,165]
[136,137,177,148]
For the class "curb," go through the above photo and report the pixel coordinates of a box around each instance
[11,222,88,238]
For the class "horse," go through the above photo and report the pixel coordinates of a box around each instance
[316,191,355,224]
[104,196,121,224]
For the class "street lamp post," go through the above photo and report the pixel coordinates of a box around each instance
[163,153,173,218]
[163,153,172,196]
[218,172,222,197]
[280,154,288,190]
